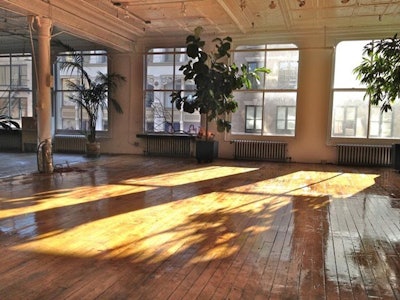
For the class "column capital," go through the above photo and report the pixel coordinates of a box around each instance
[29,16,52,36]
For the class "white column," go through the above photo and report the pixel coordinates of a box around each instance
[34,16,53,173]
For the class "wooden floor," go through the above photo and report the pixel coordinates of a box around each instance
[0,155,399,299]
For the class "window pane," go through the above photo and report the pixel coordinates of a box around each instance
[231,44,298,136]
[231,91,263,135]
[264,92,296,136]
[246,119,255,129]
[287,119,295,130]
[54,51,108,132]
[334,40,368,89]
[277,107,286,119]
[147,55,174,90]
[331,91,368,137]
[0,97,9,115]
[255,119,262,130]
[0,54,33,126]
[145,48,200,133]
[277,120,285,130]
[0,56,10,86]
[266,50,299,89]
[369,103,400,138]
[145,89,200,133]
[246,106,255,119]
[233,50,266,89]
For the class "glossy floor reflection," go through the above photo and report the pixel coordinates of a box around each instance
[0,155,399,299]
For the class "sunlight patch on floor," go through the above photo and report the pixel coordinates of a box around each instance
[9,187,274,264]
[1,165,259,219]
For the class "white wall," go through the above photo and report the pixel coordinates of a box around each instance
[101,47,145,155]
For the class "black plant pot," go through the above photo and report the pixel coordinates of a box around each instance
[86,141,101,158]
[196,140,218,163]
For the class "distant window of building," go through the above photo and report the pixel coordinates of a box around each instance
[245,105,262,133]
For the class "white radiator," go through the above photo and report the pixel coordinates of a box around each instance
[143,134,193,157]
[233,140,287,162]
[53,135,86,153]
[337,144,392,167]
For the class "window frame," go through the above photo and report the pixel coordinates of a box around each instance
[230,44,299,138]
[330,40,400,142]
[143,47,201,134]
[53,50,109,135]
[0,53,33,126]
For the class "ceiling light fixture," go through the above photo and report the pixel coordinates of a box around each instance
[240,0,246,11]
[181,2,186,16]
[269,1,276,9]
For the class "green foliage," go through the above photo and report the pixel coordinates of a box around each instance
[65,72,125,142]
[56,41,125,143]
[0,115,20,130]
[354,34,400,112]
[171,27,270,138]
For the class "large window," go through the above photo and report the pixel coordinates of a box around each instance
[54,50,108,133]
[231,44,299,136]
[332,40,400,139]
[0,54,33,126]
[144,48,200,134]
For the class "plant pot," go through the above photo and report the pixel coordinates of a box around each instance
[196,140,218,163]
[86,141,100,158]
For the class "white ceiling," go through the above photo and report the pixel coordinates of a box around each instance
[111,0,400,35]
[0,0,399,52]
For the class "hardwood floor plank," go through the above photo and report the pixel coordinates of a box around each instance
[0,155,399,299]
[345,197,387,299]
[353,196,400,299]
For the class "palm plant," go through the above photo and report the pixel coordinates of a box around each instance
[64,70,125,143]
[57,41,125,143]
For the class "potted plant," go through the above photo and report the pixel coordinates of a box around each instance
[57,42,125,157]
[353,34,400,170]
[171,27,269,162]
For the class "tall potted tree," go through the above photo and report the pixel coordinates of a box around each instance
[58,43,125,157]
[171,27,269,162]
[353,34,400,170]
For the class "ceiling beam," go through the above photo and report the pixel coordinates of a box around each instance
[0,0,143,52]
[215,0,252,34]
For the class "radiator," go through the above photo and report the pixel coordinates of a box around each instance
[0,131,22,151]
[53,135,86,153]
[233,140,287,162]
[337,144,392,167]
[144,135,192,157]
